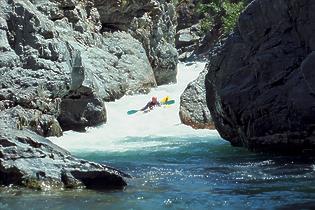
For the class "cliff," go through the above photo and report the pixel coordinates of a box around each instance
[0,0,178,190]
[205,0,315,154]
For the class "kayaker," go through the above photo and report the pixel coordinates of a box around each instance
[140,96,161,111]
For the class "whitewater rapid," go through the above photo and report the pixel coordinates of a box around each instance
[50,62,219,152]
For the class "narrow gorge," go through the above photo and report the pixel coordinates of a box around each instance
[0,0,315,209]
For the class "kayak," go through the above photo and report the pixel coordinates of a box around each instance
[160,96,170,104]
[127,97,175,115]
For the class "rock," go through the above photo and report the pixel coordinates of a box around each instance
[175,0,250,61]
[0,0,158,112]
[0,0,159,137]
[81,31,156,101]
[205,0,315,154]
[180,65,214,129]
[0,0,165,190]
[0,107,128,190]
[176,0,200,31]
[70,51,85,91]
[0,126,128,190]
[94,0,179,85]
[0,105,62,137]
[58,86,106,131]
[176,25,201,49]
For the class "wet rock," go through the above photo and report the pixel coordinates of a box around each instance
[0,127,128,190]
[0,106,62,137]
[0,106,128,190]
[205,0,315,153]
[180,66,214,129]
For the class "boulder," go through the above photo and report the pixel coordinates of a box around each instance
[0,0,157,110]
[0,127,128,190]
[205,0,315,154]
[0,108,128,190]
[176,25,202,50]
[180,67,214,129]
[58,86,107,131]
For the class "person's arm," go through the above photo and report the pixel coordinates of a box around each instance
[157,101,161,107]
[140,102,150,111]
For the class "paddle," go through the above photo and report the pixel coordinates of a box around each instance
[127,100,175,115]
[127,110,139,115]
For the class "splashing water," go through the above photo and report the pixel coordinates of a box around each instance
[50,62,218,153]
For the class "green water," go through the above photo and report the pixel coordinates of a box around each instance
[1,136,315,210]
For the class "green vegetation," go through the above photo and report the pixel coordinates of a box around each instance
[222,1,245,34]
[179,0,246,35]
[198,0,245,35]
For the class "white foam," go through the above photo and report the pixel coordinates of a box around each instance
[49,62,219,152]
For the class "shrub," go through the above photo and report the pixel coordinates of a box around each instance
[194,0,246,35]
[222,1,245,35]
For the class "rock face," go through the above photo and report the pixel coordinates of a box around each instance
[0,0,159,133]
[175,0,249,61]
[0,0,180,190]
[176,0,200,31]
[130,0,179,85]
[94,0,178,85]
[205,0,315,153]
[180,64,214,129]
[0,108,128,190]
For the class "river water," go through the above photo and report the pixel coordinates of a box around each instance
[1,62,315,210]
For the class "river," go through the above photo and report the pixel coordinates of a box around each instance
[1,62,314,210]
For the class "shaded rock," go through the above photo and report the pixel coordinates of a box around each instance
[205,0,315,154]
[58,86,106,131]
[176,0,200,31]
[180,65,214,129]
[175,0,250,61]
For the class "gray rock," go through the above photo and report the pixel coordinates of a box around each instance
[180,66,214,129]
[0,127,128,190]
[94,0,179,85]
[0,0,159,138]
[205,0,315,154]
[176,25,201,48]
[70,51,85,91]
[0,0,181,190]
[0,107,128,190]
[58,86,107,131]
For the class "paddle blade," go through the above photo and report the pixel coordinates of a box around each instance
[163,100,175,105]
[127,110,139,115]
